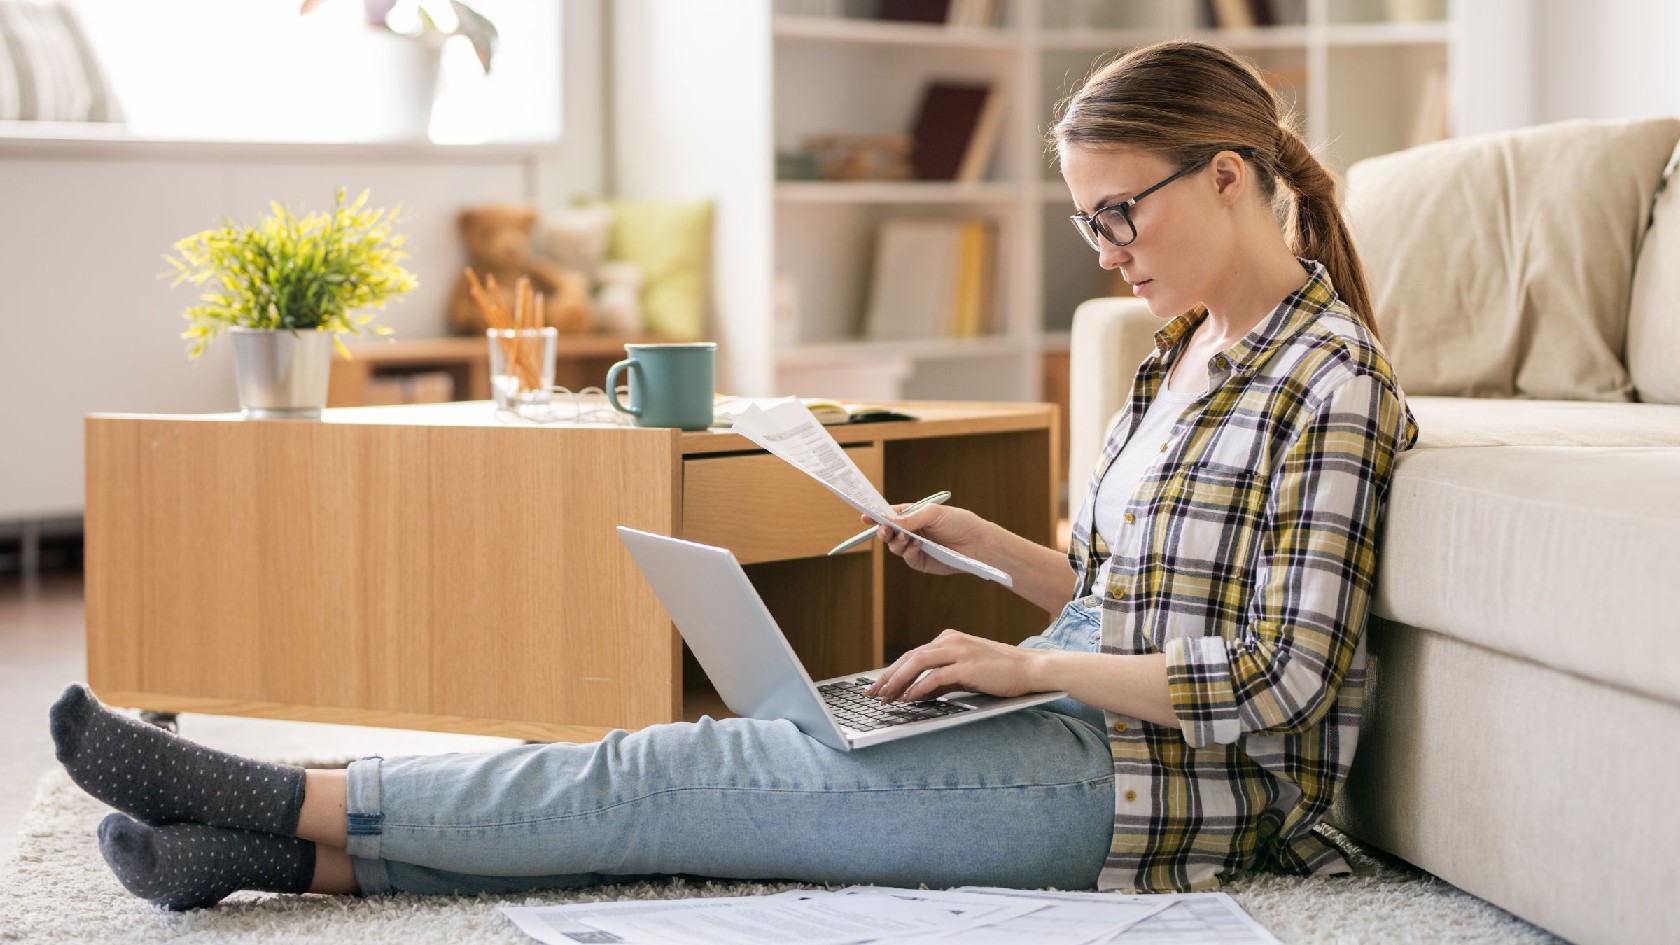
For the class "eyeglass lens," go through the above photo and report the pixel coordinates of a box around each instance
[1071,206,1135,251]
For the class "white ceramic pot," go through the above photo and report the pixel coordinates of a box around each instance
[230,328,333,419]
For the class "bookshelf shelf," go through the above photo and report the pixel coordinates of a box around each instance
[1322,22,1450,47]
[1036,28,1164,50]
[773,15,1020,50]
[776,181,1023,203]
[1181,26,1313,50]
[612,0,1489,406]
[778,335,1023,366]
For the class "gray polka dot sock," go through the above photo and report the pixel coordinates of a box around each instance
[98,812,315,911]
[51,683,306,835]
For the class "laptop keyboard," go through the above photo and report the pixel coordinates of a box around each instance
[817,677,973,732]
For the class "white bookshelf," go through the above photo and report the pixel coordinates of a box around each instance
[609,0,1518,402]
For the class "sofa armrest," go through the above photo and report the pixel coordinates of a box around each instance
[1068,296,1159,504]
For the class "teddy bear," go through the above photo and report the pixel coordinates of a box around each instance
[448,206,592,335]
[539,203,644,336]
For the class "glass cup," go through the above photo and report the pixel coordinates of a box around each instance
[486,327,557,417]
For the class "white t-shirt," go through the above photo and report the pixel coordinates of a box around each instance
[1092,381,1203,549]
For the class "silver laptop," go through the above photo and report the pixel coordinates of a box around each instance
[617,526,1067,751]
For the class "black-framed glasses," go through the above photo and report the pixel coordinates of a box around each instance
[1069,147,1257,251]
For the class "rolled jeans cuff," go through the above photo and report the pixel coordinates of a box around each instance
[344,755,393,895]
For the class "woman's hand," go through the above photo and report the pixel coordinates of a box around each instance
[867,503,992,577]
[863,630,1044,703]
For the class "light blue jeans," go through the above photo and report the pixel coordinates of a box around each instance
[344,597,1114,896]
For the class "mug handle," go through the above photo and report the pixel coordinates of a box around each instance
[605,359,641,417]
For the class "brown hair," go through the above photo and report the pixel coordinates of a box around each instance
[1051,41,1381,341]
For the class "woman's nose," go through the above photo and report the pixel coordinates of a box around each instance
[1098,242,1131,271]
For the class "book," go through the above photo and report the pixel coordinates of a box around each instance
[866,217,997,342]
[946,219,996,337]
[864,218,963,341]
[712,397,916,427]
[1211,0,1255,28]
[877,0,950,24]
[908,81,993,181]
[954,86,1007,183]
[944,0,998,28]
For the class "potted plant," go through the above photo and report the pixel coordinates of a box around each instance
[165,188,418,419]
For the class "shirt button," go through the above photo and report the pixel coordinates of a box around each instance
[1123,512,1135,524]
[1157,443,1168,453]
[1112,721,1128,734]
[1124,789,1138,802]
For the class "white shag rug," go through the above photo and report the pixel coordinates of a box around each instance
[1,764,1566,945]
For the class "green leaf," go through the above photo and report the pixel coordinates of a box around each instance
[450,0,497,73]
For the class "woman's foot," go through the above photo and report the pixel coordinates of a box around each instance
[50,683,306,835]
[98,812,315,911]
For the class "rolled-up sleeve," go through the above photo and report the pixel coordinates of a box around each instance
[1165,371,1407,748]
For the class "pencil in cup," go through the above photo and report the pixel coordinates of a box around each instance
[826,491,952,556]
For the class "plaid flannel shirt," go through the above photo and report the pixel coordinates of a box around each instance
[1069,260,1418,893]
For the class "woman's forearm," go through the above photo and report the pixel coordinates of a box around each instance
[1028,650,1179,729]
[979,524,1080,614]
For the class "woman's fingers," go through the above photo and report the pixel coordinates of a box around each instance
[899,666,952,702]
[867,651,932,702]
[864,650,915,697]
[867,635,968,702]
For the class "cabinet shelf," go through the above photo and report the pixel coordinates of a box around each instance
[773,14,1019,50]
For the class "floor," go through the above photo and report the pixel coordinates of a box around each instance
[0,574,518,864]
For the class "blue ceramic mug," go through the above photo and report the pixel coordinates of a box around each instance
[606,342,717,431]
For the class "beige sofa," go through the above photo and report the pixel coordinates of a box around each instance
[1067,118,1680,945]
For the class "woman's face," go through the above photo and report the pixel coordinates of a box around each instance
[1060,145,1231,319]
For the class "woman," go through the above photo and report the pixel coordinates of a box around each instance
[50,41,1415,910]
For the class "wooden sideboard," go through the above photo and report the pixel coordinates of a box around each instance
[84,401,1057,742]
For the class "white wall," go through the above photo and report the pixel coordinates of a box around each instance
[1534,0,1680,123]
[0,2,607,523]
[610,0,776,396]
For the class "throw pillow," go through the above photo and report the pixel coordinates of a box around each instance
[1627,141,1680,404]
[1346,117,1680,401]
[608,199,712,340]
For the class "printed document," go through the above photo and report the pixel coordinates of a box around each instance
[502,886,1281,945]
[501,892,799,945]
[955,887,1284,945]
[501,887,1037,945]
[836,886,1172,944]
[729,398,1011,587]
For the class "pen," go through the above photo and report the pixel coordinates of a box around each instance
[826,491,952,556]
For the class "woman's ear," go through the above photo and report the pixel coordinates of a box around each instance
[1210,150,1247,205]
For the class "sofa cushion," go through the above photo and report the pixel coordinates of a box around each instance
[1628,140,1680,404]
[1372,446,1680,706]
[1407,394,1680,449]
[1346,117,1680,402]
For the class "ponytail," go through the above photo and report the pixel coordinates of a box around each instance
[1273,130,1381,342]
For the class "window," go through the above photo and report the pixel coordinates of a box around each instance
[56,0,560,144]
